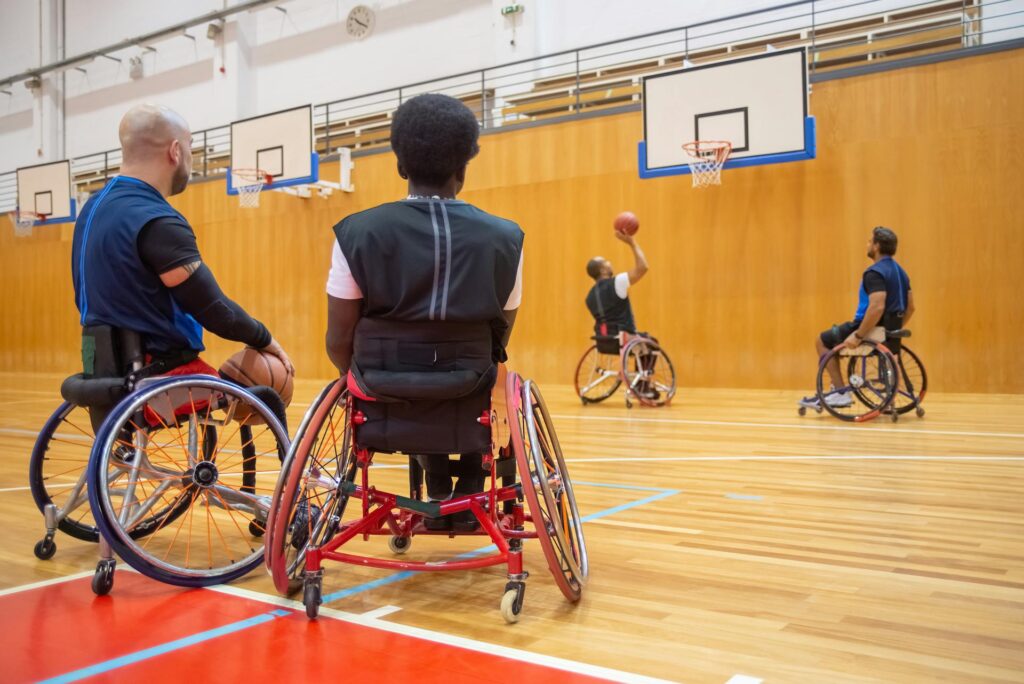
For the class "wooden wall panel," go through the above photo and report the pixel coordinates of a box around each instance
[1,49,1021,392]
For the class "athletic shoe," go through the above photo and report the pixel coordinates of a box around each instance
[825,391,853,408]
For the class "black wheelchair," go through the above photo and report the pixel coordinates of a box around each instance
[29,325,290,594]
[574,332,676,408]
[799,327,927,422]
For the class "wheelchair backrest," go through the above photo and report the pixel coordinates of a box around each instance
[592,334,621,356]
[82,325,144,378]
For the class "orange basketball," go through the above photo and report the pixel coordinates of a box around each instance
[219,348,294,407]
[614,211,639,236]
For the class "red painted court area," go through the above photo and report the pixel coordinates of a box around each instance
[3,573,613,683]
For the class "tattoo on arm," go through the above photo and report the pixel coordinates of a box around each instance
[182,261,201,275]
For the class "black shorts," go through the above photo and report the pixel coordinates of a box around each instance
[820,321,859,349]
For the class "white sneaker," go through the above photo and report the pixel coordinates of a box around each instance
[825,391,853,408]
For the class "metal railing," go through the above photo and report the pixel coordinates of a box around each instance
[2,0,1021,213]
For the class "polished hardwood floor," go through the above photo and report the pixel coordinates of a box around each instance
[1,371,1021,683]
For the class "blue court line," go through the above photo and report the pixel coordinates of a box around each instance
[320,481,678,604]
[41,609,289,683]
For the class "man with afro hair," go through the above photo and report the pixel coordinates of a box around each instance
[325,94,524,532]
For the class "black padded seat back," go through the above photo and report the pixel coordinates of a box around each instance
[350,318,495,455]
[61,325,145,431]
[592,335,621,356]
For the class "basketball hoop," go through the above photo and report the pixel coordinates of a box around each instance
[10,210,41,237]
[682,140,732,188]
[231,169,272,209]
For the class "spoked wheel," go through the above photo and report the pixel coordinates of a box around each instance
[87,376,289,587]
[508,374,588,602]
[890,345,927,415]
[266,380,355,596]
[820,345,897,422]
[573,345,621,404]
[621,337,676,407]
[29,402,98,543]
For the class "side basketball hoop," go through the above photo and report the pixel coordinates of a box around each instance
[231,169,272,209]
[681,140,732,188]
[10,210,41,237]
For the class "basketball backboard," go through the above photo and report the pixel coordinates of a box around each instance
[16,160,76,224]
[638,48,815,179]
[227,104,317,195]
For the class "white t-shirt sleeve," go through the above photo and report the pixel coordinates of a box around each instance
[326,241,364,299]
[614,272,630,299]
[504,251,524,310]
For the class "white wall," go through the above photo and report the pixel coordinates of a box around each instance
[0,0,1012,177]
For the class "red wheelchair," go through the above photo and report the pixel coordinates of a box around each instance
[265,358,587,623]
[574,332,676,408]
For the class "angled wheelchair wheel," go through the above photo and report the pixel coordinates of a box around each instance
[621,337,676,407]
[29,402,98,543]
[892,346,927,415]
[509,374,588,602]
[573,345,621,404]
[88,376,289,587]
[266,379,355,596]
[820,345,897,422]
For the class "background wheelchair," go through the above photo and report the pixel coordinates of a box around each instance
[29,326,290,595]
[574,332,676,408]
[265,359,587,624]
[799,327,927,422]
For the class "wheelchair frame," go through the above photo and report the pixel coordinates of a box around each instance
[265,367,587,623]
[574,332,676,408]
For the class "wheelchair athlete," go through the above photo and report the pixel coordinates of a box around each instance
[584,231,660,399]
[800,226,915,411]
[70,104,292,415]
[325,93,524,532]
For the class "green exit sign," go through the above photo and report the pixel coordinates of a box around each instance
[501,4,524,16]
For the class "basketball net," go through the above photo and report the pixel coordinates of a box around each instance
[682,140,732,189]
[232,169,270,209]
[10,210,39,237]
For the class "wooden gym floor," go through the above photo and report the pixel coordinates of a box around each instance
[0,371,1021,683]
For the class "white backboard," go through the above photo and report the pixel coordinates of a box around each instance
[16,160,75,223]
[228,105,316,194]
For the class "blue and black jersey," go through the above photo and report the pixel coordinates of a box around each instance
[853,256,911,330]
[71,176,203,355]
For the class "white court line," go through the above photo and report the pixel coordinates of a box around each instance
[359,604,403,619]
[551,413,1024,440]
[0,571,93,598]
[725,676,763,684]
[208,583,675,684]
[570,454,1024,463]
[588,519,704,535]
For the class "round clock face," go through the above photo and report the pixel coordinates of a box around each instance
[346,5,375,39]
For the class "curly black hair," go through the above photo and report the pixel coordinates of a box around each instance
[390,93,480,186]
[872,226,898,255]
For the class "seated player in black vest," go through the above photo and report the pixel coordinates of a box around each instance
[325,94,524,532]
[584,230,658,397]
[70,104,293,425]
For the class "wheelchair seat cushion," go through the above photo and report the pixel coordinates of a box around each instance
[60,374,127,409]
[591,334,621,356]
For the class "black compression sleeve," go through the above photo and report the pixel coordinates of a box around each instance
[138,216,202,275]
[169,264,272,348]
[863,270,887,295]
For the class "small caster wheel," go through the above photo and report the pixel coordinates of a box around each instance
[92,560,115,596]
[798,406,807,416]
[916,406,925,418]
[34,538,56,560]
[890,411,899,423]
[388,535,411,554]
[303,576,322,620]
[500,581,525,624]
[248,519,265,537]
[625,398,633,409]
[815,406,823,414]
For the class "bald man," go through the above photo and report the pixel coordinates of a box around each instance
[71,104,291,381]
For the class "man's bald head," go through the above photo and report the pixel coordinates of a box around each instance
[119,104,193,196]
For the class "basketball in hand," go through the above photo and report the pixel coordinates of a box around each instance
[614,211,639,236]
[220,348,294,407]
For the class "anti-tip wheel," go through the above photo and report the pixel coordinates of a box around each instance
[500,589,521,624]
[92,562,115,596]
[33,538,56,561]
[916,407,925,418]
[890,411,899,423]
[387,535,411,555]
[798,406,807,416]
[248,519,266,538]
